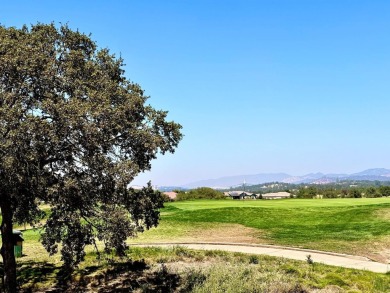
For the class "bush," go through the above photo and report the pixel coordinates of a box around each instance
[249,255,259,264]
[176,187,225,201]
[379,186,390,197]
[348,188,362,198]
[365,187,380,198]
[181,269,207,292]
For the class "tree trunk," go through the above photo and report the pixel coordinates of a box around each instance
[0,200,17,293]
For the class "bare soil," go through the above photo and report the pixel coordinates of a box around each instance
[358,236,390,263]
[181,223,267,244]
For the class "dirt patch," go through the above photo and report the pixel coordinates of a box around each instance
[374,208,390,221]
[355,208,390,263]
[332,236,390,263]
[358,237,390,263]
[176,223,268,244]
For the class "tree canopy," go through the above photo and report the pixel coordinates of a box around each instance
[0,23,182,292]
[176,187,225,200]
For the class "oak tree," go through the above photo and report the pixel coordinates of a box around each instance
[0,23,182,292]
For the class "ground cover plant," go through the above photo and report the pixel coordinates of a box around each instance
[132,198,390,262]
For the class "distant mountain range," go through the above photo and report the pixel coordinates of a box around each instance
[179,168,390,189]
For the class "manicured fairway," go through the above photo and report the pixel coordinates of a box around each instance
[134,198,390,261]
[165,198,390,210]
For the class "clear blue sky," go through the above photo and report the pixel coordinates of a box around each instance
[2,1,390,186]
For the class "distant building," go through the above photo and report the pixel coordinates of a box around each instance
[225,191,291,200]
[163,192,178,200]
[130,185,158,190]
[226,191,258,200]
[262,191,291,199]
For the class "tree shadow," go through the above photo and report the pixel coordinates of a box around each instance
[15,261,58,292]
[68,260,181,293]
[13,258,182,292]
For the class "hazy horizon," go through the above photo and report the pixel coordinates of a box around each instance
[3,1,390,186]
[134,167,390,187]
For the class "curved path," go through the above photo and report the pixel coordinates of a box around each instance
[132,242,390,274]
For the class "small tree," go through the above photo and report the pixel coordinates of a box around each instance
[348,188,362,198]
[0,23,182,292]
[296,186,317,199]
[176,187,225,200]
[379,186,390,197]
[365,187,379,198]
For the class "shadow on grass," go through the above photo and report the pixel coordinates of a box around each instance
[17,259,181,292]
[14,261,58,292]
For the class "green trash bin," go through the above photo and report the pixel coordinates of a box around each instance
[12,230,24,258]
[14,245,22,258]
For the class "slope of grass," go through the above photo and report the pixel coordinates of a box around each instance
[166,198,390,210]
[135,198,390,257]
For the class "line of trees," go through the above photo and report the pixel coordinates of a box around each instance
[175,187,225,200]
[225,180,390,195]
[295,186,390,199]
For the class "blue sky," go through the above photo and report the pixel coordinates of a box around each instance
[2,1,390,186]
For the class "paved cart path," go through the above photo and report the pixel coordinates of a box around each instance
[132,242,390,274]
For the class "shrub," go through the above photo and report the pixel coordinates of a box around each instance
[181,269,207,292]
[249,255,259,264]
[379,186,390,197]
[348,188,362,198]
[176,187,225,201]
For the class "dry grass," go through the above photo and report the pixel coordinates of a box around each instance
[374,208,390,221]
[167,223,267,244]
[357,236,390,263]
[128,221,268,245]
[14,243,390,292]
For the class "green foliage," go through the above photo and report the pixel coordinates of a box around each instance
[365,187,380,198]
[379,186,390,197]
[321,273,348,287]
[294,184,390,199]
[348,188,362,198]
[248,255,259,264]
[226,180,390,197]
[0,23,182,292]
[320,188,339,198]
[296,186,317,198]
[176,187,225,201]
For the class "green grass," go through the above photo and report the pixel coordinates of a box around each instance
[9,198,390,291]
[17,198,390,258]
[134,198,390,257]
[165,198,390,210]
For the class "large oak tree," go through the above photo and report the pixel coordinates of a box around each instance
[0,23,182,292]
